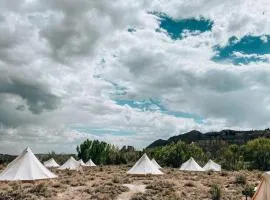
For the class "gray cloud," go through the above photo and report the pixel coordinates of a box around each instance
[0,72,60,114]
[197,69,246,93]
[112,45,247,97]
[36,0,148,63]
[0,0,270,154]
[103,35,270,129]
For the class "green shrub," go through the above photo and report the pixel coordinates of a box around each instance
[242,184,255,200]
[210,184,221,200]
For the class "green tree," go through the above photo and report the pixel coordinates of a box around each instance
[77,139,140,165]
[244,138,270,170]
[221,144,244,170]
[77,139,109,164]
[146,141,206,167]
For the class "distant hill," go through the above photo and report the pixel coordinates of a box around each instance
[146,129,270,149]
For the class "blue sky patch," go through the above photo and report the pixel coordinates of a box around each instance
[164,111,204,124]
[154,13,213,40]
[115,99,204,123]
[115,99,165,111]
[93,75,128,96]
[213,35,270,65]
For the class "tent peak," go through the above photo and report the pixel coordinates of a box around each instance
[25,146,32,152]
[0,147,57,181]
[127,153,163,175]
[180,157,204,171]
[58,156,80,170]
[203,159,221,171]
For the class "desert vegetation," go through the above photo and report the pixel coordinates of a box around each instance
[0,166,260,200]
[74,137,270,171]
[2,138,270,172]
[0,138,269,199]
[146,137,270,171]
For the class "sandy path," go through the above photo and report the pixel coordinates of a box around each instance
[117,184,146,200]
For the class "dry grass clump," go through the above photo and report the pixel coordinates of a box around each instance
[234,174,246,185]
[28,182,56,198]
[130,193,148,200]
[134,180,180,199]
[207,170,214,175]
[0,181,56,200]
[184,181,195,187]
[70,179,86,187]
[112,175,121,184]
[220,171,228,177]
[123,177,131,184]
[99,166,104,172]
[0,165,262,200]
[0,183,30,200]
[91,182,129,200]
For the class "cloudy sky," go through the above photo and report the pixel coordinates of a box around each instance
[1,0,270,154]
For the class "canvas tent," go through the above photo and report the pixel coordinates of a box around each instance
[203,160,221,171]
[86,159,96,167]
[0,147,57,181]
[58,157,80,170]
[180,157,204,171]
[44,158,60,168]
[151,158,162,169]
[127,153,163,175]
[252,172,270,200]
[78,159,87,166]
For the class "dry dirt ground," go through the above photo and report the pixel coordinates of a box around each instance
[0,165,262,200]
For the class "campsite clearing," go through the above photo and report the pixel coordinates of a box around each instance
[0,165,261,199]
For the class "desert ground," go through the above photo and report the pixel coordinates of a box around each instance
[0,165,262,200]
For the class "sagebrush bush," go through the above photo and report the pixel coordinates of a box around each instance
[235,174,246,185]
[220,171,228,177]
[67,170,72,176]
[207,170,213,175]
[29,183,47,196]
[242,184,255,199]
[112,175,121,183]
[210,184,221,200]
[184,181,195,187]
[130,193,146,200]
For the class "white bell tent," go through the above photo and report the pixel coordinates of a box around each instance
[127,153,163,175]
[78,159,87,166]
[180,157,205,171]
[252,171,270,200]
[203,160,221,171]
[44,158,60,168]
[0,147,57,181]
[151,158,162,169]
[58,157,80,170]
[86,159,96,167]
